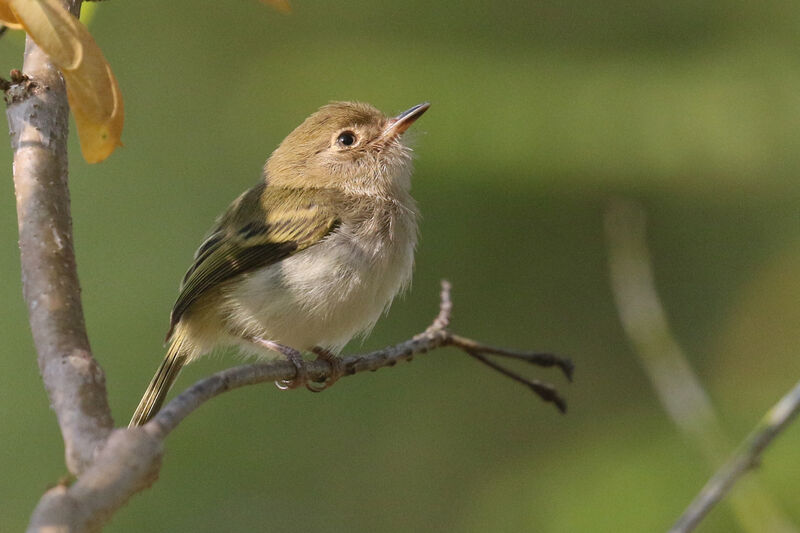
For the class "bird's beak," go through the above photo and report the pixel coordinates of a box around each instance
[382,102,430,139]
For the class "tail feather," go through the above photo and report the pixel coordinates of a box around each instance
[129,338,189,427]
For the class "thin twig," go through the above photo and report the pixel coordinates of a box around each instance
[450,334,574,381]
[465,349,567,413]
[147,280,571,437]
[670,380,800,533]
[605,198,795,533]
[425,278,452,332]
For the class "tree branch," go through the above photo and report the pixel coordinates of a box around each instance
[26,281,571,531]
[148,280,572,437]
[670,379,800,532]
[6,0,114,477]
[26,428,163,533]
[605,198,796,533]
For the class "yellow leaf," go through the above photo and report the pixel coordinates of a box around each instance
[260,0,291,14]
[0,3,23,29]
[66,62,124,163]
[8,0,123,163]
[8,0,81,68]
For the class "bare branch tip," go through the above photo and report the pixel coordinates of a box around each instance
[513,351,573,381]
[556,398,568,414]
[558,357,575,382]
[523,379,568,414]
[438,279,452,308]
[466,349,568,413]
[424,279,453,334]
[453,336,573,383]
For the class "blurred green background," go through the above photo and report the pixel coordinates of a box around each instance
[2,1,799,531]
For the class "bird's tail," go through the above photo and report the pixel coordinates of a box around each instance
[129,335,189,427]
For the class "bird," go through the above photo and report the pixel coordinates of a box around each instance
[129,101,429,427]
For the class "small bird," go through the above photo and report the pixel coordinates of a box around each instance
[129,101,429,427]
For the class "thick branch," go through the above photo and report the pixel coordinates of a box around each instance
[7,0,113,477]
[27,429,162,533]
[28,281,570,532]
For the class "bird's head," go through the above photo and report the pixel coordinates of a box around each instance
[265,101,429,197]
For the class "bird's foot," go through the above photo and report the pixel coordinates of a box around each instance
[251,338,309,390]
[306,347,344,392]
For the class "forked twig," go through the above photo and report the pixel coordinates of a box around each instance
[465,349,568,413]
[450,334,573,381]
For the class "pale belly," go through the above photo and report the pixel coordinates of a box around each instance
[220,218,416,355]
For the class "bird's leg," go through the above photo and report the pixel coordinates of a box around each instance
[251,337,309,390]
[307,347,345,393]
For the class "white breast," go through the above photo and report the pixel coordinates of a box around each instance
[223,200,418,354]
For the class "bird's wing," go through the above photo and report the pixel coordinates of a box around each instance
[167,184,341,339]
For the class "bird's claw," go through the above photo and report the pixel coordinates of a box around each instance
[306,347,344,392]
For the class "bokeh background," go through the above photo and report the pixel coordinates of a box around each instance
[2,1,799,531]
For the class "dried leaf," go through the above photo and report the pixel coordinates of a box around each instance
[66,62,124,163]
[6,0,123,163]
[260,0,291,14]
[7,0,81,68]
[0,3,22,29]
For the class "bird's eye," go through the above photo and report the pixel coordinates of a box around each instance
[337,131,357,147]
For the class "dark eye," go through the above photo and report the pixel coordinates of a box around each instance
[337,131,356,147]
